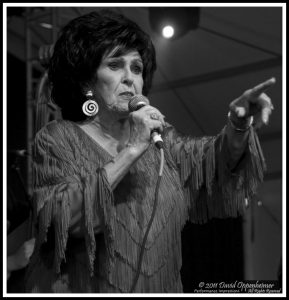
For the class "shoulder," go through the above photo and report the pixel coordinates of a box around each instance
[33,120,79,155]
[35,120,74,141]
[33,120,82,163]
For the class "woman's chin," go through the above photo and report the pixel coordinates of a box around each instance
[118,109,130,118]
[111,103,130,116]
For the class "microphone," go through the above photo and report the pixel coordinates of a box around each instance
[128,95,164,149]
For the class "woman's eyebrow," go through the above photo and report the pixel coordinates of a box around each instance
[133,58,143,64]
[104,57,143,64]
[105,56,123,61]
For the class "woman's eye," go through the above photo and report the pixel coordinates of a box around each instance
[132,65,143,74]
[108,62,120,70]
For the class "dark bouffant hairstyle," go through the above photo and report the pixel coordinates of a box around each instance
[48,9,157,121]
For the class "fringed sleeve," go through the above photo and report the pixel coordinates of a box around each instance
[32,122,115,276]
[164,124,266,224]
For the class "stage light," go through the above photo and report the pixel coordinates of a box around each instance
[39,22,53,29]
[162,25,174,39]
[149,7,200,40]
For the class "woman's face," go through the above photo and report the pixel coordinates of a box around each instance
[93,49,144,116]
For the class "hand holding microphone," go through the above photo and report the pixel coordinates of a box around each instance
[128,95,165,150]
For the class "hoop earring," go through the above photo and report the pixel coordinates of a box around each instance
[82,91,99,117]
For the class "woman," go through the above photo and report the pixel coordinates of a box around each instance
[25,10,275,293]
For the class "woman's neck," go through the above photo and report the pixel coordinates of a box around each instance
[79,113,130,155]
[91,115,130,141]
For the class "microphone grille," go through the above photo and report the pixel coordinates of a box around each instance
[128,95,150,112]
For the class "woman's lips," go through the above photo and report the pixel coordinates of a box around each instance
[119,92,134,100]
[119,92,134,96]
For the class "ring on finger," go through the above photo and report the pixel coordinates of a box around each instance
[150,113,159,120]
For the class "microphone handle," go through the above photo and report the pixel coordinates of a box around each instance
[151,130,163,149]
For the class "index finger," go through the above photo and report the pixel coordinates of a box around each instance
[250,77,276,97]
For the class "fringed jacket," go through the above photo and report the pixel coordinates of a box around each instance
[25,120,265,293]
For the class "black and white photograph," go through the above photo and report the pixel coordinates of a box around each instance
[3,3,285,296]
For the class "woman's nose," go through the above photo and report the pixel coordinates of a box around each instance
[122,68,134,86]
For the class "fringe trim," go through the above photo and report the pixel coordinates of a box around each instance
[32,121,116,277]
[216,126,266,213]
[95,169,116,275]
[82,173,96,277]
[165,125,266,224]
[81,169,115,276]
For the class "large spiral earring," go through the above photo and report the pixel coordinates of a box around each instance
[82,91,99,117]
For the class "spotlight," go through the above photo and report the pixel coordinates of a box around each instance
[39,22,53,29]
[162,25,174,39]
[149,7,200,40]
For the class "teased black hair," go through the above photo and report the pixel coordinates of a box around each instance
[49,9,157,121]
